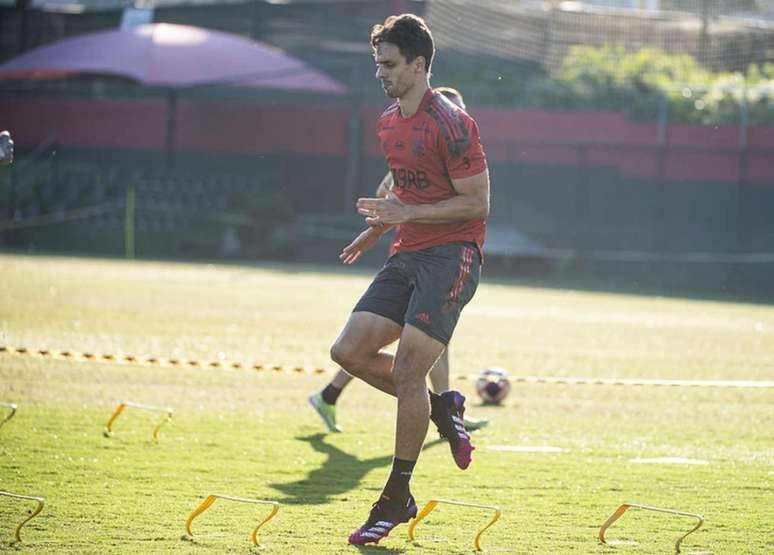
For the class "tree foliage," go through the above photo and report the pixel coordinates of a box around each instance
[508,46,774,126]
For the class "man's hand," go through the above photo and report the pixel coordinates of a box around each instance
[0,131,14,166]
[340,226,383,265]
[356,191,412,226]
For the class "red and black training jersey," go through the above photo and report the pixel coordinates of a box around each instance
[376,87,488,255]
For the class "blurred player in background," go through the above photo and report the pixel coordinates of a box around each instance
[326,14,491,546]
[0,131,14,165]
[309,87,488,434]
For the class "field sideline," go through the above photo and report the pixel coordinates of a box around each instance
[1,254,772,554]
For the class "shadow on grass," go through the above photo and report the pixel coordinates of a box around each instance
[352,545,407,554]
[269,433,444,506]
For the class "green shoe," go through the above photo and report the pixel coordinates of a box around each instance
[463,416,489,432]
[309,392,342,433]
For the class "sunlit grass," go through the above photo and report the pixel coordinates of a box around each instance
[1,254,772,553]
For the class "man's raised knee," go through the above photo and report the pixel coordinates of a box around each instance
[331,340,363,376]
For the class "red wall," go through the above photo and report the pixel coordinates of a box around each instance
[3,97,772,184]
[174,100,349,156]
[359,106,774,184]
[2,98,168,149]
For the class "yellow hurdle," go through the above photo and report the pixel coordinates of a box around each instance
[182,494,280,547]
[0,491,45,544]
[103,401,173,440]
[0,402,17,430]
[407,499,501,551]
[599,502,704,554]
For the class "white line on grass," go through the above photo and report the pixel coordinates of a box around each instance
[487,445,568,453]
[629,457,709,465]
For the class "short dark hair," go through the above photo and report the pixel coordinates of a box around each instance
[436,86,466,110]
[371,14,435,74]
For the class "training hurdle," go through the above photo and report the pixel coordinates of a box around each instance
[407,499,501,551]
[599,502,704,554]
[0,402,17,430]
[182,494,280,547]
[103,401,173,440]
[0,491,45,545]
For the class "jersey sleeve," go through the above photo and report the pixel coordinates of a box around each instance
[439,112,488,180]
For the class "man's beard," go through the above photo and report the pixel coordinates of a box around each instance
[382,81,403,98]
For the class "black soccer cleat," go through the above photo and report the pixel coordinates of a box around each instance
[348,493,418,545]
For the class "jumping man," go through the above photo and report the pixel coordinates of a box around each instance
[328,14,491,545]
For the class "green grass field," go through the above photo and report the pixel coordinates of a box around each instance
[1,254,772,554]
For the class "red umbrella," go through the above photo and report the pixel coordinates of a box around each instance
[0,22,349,95]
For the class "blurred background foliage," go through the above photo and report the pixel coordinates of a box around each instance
[446,45,774,125]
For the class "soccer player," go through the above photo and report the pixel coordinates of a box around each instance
[328,14,491,545]
[0,131,13,166]
[309,87,488,434]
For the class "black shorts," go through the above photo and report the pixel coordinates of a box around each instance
[353,243,481,345]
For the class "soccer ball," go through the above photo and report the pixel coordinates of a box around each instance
[475,367,511,405]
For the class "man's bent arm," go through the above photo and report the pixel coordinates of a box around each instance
[357,169,489,226]
[403,169,489,224]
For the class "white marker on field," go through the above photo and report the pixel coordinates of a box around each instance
[487,445,567,453]
[629,457,709,465]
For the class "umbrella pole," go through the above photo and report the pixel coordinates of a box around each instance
[165,88,178,171]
